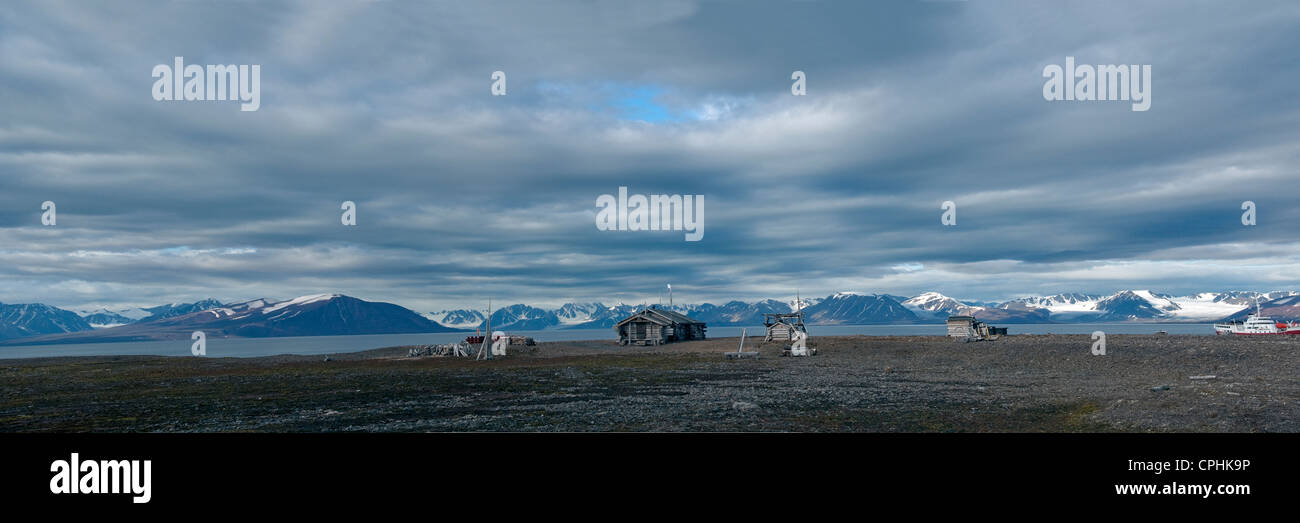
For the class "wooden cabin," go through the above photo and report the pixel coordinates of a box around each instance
[947,315,1004,342]
[615,307,707,346]
[947,316,979,339]
[764,312,806,342]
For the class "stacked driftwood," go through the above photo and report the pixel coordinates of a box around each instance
[408,343,471,357]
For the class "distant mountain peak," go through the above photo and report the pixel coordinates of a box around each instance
[137,298,225,323]
[801,293,918,325]
[903,291,965,309]
[0,302,94,340]
[902,291,978,319]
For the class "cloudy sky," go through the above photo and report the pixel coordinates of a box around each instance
[2,0,1299,313]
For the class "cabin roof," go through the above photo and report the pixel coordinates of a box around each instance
[615,307,705,328]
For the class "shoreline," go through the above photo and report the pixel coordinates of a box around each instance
[0,322,1222,360]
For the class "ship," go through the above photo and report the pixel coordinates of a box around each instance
[1213,300,1300,335]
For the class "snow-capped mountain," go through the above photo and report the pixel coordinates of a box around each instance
[423,309,487,329]
[551,294,922,327]
[137,298,224,323]
[998,290,1288,322]
[76,306,152,327]
[77,310,137,329]
[1002,294,1104,319]
[1090,290,1177,320]
[560,303,642,329]
[482,304,561,330]
[787,296,822,312]
[1218,294,1300,322]
[688,299,791,325]
[902,292,976,319]
[554,302,607,325]
[902,292,1052,323]
[1013,293,1104,308]
[0,303,94,340]
[975,302,1053,323]
[75,300,225,328]
[1193,291,1299,307]
[802,292,919,324]
[898,290,1294,323]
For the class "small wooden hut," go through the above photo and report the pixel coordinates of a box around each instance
[764,312,806,342]
[947,315,1004,342]
[615,307,707,346]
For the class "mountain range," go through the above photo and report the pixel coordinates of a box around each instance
[0,294,456,345]
[420,289,1300,330]
[2,289,1298,345]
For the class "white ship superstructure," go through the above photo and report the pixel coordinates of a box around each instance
[1213,301,1300,335]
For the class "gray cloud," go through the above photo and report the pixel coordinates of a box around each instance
[2,0,1299,313]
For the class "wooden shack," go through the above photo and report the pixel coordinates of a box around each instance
[615,307,707,346]
[764,312,806,342]
[947,315,1004,342]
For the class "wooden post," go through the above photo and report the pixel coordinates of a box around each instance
[726,328,759,359]
[477,299,493,360]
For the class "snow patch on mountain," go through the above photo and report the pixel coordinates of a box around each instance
[262,294,340,315]
[787,296,822,311]
[554,302,606,325]
[138,298,224,322]
[423,309,487,329]
[902,292,974,317]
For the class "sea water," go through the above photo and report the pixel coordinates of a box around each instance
[0,323,1214,359]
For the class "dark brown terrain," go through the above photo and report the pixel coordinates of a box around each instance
[1,334,1295,432]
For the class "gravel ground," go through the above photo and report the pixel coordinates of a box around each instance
[1,334,1295,432]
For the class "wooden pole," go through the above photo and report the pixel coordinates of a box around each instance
[484,299,493,360]
[477,298,493,360]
